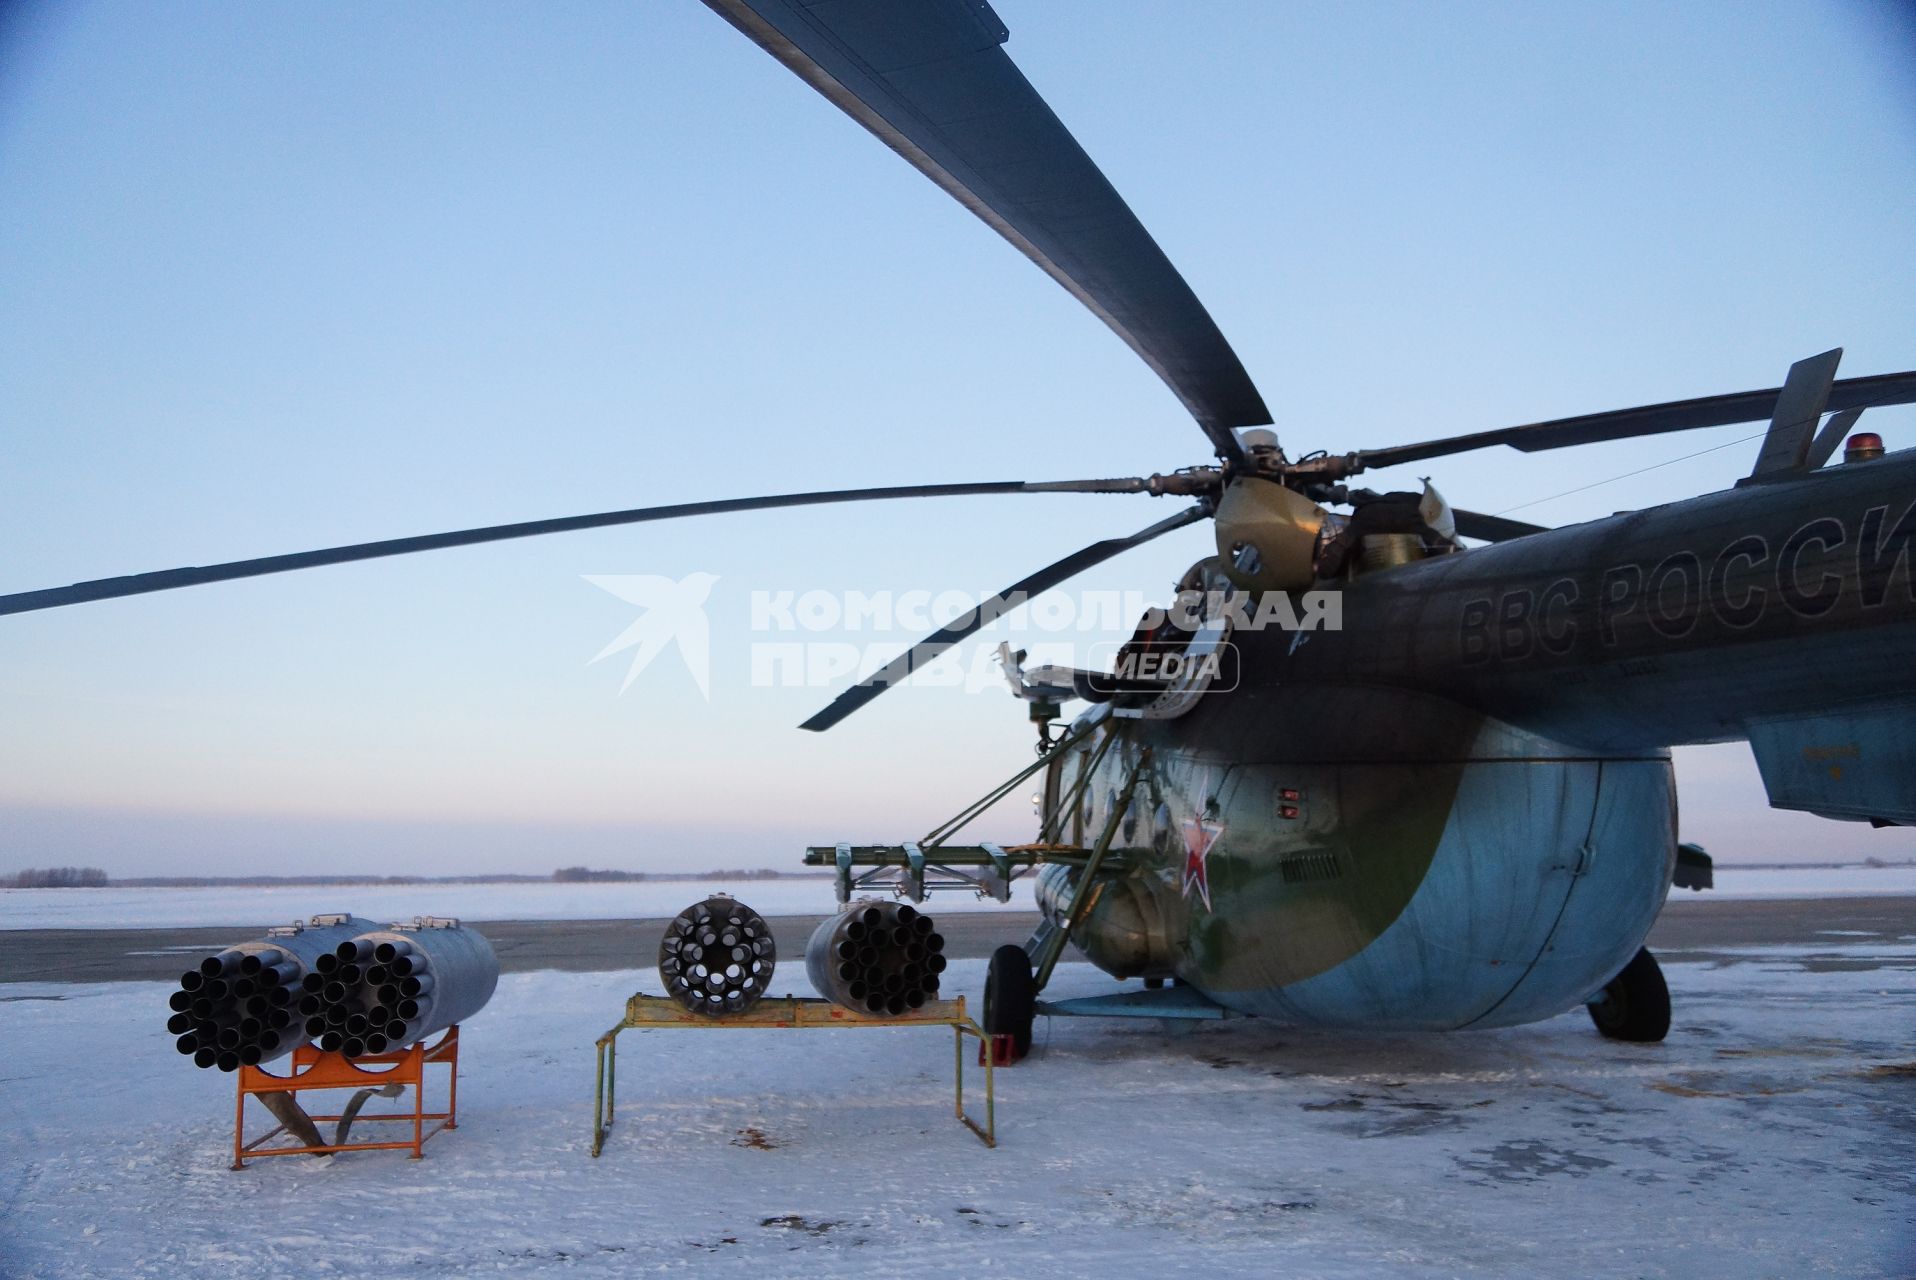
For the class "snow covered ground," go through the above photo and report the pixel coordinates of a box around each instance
[2,946,1913,1277]
[4,864,1914,931]
[1698,865,1916,900]
[0,877,1030,931]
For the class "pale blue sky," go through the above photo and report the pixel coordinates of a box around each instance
[3,1,1913,875]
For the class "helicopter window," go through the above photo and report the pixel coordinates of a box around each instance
[1151,803,1173,854]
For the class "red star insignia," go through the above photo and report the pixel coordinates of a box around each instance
[1182,816,1222,911]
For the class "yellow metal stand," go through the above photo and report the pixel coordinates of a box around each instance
[592,994,995,1154]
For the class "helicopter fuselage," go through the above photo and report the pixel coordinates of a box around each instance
[1042,449,1916,1028]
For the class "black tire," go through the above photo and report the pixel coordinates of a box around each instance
[984,944,1037,1061]
[1587,947,1670,1043]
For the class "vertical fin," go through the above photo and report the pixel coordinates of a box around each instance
[1743,348,1841,482]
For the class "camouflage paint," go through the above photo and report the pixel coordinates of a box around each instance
[1051,688,1673,1029]
[1043,451,1916,1030]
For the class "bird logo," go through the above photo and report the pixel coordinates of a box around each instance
[584,573,719,698]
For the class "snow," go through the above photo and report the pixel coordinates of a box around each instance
[1701,865,1916,900]
[2,947,1913,1277]
[0,877,1031,931]
[3,865,1913,931]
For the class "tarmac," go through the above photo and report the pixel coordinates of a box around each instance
[1,894,1911,985]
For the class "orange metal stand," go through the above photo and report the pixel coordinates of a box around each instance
[231,1026,460,1169]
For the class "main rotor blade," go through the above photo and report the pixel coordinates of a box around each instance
[799,504,1211,732]
[0,479,1154,617]
[703,0,1269,463]
[1353,369,1916,471]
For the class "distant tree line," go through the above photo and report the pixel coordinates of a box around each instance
[553,866,788,882]
[6,867,109,888]
[115,874,551,888]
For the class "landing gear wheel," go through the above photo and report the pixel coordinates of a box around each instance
[985,944,1037,1062]
[1587,946,1670,1042]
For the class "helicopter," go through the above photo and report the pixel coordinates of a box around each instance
[5,1,1915,1061]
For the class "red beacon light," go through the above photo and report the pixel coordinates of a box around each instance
[1844,432,1885,463]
